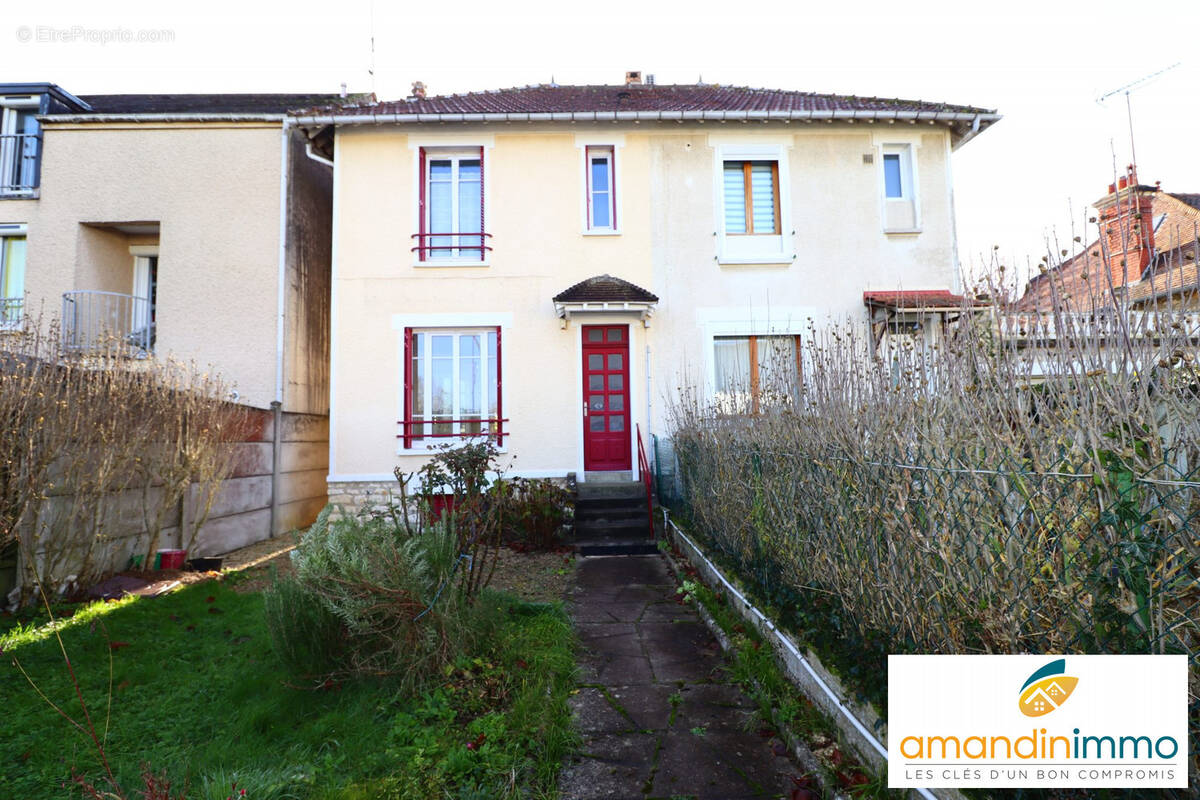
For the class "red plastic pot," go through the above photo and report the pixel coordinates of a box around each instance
[157,549,187,570]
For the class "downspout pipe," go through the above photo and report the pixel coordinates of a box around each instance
[275,118,293,407]
[305,139,335,168]
[271,118,295,539]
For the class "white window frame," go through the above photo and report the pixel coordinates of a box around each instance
[712,142,793,265]
[882,151,907,200]
[422,149,484,263]
[130,246,159,337]
[0,223,27,329]
[585,145,617,233]
[406,327,498,445]
[878,141,921,234]
[576,135,624,236]
[392,312,513,455]
[409,137,494,268]
[711,333,803,414]
[0,96,40,197]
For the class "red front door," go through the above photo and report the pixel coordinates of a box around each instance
[582,325,631,471]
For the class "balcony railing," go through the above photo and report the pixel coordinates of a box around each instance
[0,297,22,329]
[997,311,1200,344]
[411,231,493,262]
[61,291,154,356]
[0,133,41,195]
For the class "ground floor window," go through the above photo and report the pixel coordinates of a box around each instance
[402,327,504,447]
[0,231,25,327]
[713,334,801,413]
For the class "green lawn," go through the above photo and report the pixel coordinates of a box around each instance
[0,577,576,799]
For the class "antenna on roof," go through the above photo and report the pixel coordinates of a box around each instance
[1095,62,1180,173]
[367,0,377,95]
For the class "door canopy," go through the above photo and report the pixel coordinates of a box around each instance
[553,274,658,326]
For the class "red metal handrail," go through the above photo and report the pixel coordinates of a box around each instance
[636,424,656,539]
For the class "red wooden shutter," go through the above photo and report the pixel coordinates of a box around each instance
[417,148,427,261]
[494,325,503,442]
[402,327,413,447]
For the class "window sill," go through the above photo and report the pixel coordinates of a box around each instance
[0,189,39,200]
[883,228,922,236]
[716,255,795,266]
[413,259,491,268]
[398,443,509,456]
[582,229,622,237]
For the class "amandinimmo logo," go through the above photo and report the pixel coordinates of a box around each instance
[888,654,1188,789]
[1017,658,1077,717]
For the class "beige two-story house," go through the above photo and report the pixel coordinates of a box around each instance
[0,83,361,562]
[295,76,999,509]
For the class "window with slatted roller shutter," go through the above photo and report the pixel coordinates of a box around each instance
[722,160,780,235]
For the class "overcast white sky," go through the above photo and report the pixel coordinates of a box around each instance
[3,0,1197,291]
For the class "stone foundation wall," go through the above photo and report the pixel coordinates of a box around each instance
[327,473,577,520]
[326,480,402,519]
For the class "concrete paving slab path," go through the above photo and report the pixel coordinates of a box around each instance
[559,554,807,800]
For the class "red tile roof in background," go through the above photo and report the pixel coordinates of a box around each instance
[1016,191,1200,311]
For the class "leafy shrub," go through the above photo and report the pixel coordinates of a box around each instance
[497,478,572,551]
[410,441,506,599]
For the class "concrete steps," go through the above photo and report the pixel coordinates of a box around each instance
[572,476,657,554]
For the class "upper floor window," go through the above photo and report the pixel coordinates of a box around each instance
[714,144,791,264]
[586,146,616,231]
[880,143,919,233]
[416,147,488,263]
[723,161,780,235]
[0,229,26,328]
[0,98,41,196]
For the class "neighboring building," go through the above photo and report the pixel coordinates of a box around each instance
[292,75,1000,506]
[0,83,365,557]
[1016,167,1200,312]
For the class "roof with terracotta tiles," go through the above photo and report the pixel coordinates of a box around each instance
[862,289,974,309]
[554,274,658,304]
[78,94,366,115]
[326,83,994,117]
[1016,190,1200,311]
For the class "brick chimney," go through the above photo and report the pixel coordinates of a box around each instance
[410,81,427,99]
[624,71,643,86]
[1092,164,1155,288]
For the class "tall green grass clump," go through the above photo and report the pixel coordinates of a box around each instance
[264,505,472,684]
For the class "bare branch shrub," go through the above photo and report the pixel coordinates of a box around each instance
[0,314,244,606]
[667,251,1200,772]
